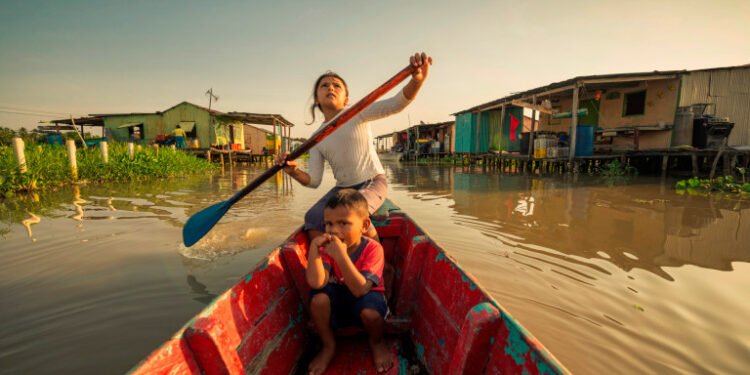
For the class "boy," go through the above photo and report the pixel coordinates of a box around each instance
[306,189,392,375]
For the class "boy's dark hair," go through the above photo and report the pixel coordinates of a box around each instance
[307,71,348,125]
[324,189,368,218]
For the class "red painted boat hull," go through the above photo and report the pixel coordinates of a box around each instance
[129,200,568,374]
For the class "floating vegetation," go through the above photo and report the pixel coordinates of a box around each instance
[1,142,215,196]
[675,172,750,197]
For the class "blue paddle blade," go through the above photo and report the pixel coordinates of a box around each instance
[183,200,231,247]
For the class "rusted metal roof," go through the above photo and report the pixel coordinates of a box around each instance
[60,101,294,128]
[224,112,294,127]
[47,117,104,126]
[405,120,454,132]
[453,70,686,115]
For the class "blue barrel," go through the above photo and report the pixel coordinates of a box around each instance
[46,133,63,146]
[571,125,594,157]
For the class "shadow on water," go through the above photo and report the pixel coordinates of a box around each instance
[186,274,219,305]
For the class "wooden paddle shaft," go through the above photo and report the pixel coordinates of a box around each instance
[227,64,417,205]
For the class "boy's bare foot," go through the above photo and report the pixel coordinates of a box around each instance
[308,344,335,375]
[370,340,393,373]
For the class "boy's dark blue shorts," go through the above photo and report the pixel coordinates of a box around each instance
[310,283,389,330]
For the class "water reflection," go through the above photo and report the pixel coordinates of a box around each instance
[20,211,40,239]
[385,163,750,279]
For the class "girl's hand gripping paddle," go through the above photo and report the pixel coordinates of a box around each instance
[183,64,417,247]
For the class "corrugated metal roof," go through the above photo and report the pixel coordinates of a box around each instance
[68,101,295,128]
[453,70,686,115]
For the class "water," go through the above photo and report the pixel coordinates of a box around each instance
[1,162,748,374]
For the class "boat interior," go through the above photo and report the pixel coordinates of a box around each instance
[130,200,565,375]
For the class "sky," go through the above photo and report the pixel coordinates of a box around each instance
[1,0,749,138]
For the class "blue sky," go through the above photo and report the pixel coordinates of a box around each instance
[1,0,748,137]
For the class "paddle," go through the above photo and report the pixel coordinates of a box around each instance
[183,64,418,247]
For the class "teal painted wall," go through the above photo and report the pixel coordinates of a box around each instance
[488,109,502,152]
[455,112,489,153]
[501,107,524,152]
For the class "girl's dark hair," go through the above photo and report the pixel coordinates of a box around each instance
[307,71,348,125]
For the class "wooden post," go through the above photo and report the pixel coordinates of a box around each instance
[220,152,224,166]
[568,84,580,164]
[13,137,27,173]
[528,95,537,159]
[101,141,109,163]
[272,119,277,155]
[153,143,159,154]
[229,151,234,166]
[127,142,135,159]
[710,138,728,179]
[661,155,668,176]
[171,144,176,150]
[633,129,640,150]
[70,115,87,149]
[206,150,211,162]
[691,154,698,176]
[66,139,78,179]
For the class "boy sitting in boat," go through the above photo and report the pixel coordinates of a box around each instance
[306,189,392,374]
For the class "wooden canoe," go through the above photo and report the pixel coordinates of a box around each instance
[128,200,568,374]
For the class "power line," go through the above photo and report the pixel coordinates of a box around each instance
[0,108,85,118]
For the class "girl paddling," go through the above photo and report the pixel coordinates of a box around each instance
[277,52,432,243]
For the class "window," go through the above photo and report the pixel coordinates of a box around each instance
[623,90,646,116]
[129,125,144,140]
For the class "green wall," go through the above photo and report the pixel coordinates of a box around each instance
[102,102,244,148]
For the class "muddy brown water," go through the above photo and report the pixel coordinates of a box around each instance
[1,161,749,374]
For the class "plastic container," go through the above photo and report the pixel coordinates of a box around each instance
[46,133,63,146]
[571,125,594,157]
[672,107,694,147]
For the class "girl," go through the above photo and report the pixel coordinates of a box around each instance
[277,52,432,243]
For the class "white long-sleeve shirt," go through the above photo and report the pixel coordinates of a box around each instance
[306,89,413,188]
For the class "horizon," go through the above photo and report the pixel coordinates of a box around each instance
[1,0,749,138]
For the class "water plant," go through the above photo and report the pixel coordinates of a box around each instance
[597,159,638,177]
[1,142,215,196]
[675,174,750,196]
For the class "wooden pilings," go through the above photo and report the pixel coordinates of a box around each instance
[101,141,109,164]
[440,148,750,177]
[13,137,27,173]
[187,149,275,165]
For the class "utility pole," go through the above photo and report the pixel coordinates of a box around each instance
[206,88,219,145]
